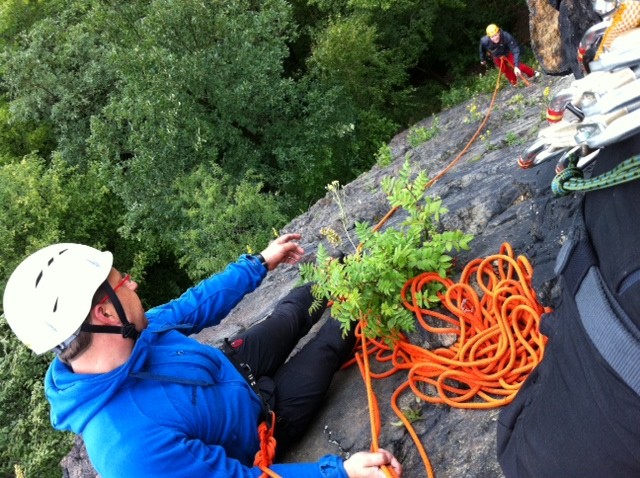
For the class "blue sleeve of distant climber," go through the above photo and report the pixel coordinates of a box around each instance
[145,254,267,335]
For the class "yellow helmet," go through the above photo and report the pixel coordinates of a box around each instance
[486,24,500,36]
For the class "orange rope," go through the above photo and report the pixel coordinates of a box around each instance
[372,60,503,234]
[355,331,396,478]
[501,56,531,87]
[252,45,530,477]
[346,69,510,477]
[351,243,549,477]
[254,412,281,478]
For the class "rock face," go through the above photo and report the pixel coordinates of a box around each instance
[529,0,602,77]
[60,74,583,477]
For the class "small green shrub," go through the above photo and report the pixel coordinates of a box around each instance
[440,70,502,109]
[300,159,473,342]
[407,117,440,148]
[463,98,485,124]
[375,143,393,167]
[505,131,524,147]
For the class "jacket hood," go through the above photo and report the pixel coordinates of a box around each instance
[45,329,153,434]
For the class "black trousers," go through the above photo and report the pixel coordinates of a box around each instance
[225,284,356,455]
[497,269,640,477]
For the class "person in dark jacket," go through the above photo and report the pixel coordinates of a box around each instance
[479,24,539,86]
[3,233,403,478]
[497,131,640,476]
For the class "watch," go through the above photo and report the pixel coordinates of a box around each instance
[254,253,267,269]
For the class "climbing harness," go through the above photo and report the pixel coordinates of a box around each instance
[557,231,640,396]
[223,339,281,478]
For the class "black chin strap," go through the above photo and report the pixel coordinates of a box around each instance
[80,281,140,340]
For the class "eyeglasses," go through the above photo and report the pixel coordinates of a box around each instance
[99,273,131,304]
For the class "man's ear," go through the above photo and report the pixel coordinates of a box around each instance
[92,304,118,325]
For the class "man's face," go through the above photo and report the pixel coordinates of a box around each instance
[490,33,500,43]
[104,268,148,331]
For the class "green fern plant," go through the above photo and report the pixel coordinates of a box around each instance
[300,159,473,342]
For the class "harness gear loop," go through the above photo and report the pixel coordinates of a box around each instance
[254,411,280,478]
[221,340,282,478]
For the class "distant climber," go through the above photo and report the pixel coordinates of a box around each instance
[479,24,540,86]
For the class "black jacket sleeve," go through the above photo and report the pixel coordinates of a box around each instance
[502,31,521,67]
[479,36,488,62]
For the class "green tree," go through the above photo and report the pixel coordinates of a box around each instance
[0,153,120,478]
[0,2,117,163]
[173,163,287,280]
[0,323,74,478]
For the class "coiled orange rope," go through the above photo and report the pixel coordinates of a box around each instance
[346,67,514,478]
[352,243,549,477]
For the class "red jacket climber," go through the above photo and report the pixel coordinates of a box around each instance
[479,24,540,86]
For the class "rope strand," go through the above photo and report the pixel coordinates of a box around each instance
[552,153,640,196]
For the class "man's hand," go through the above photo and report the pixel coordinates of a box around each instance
[514,66,521,77]
[343,449,403,478]
[480,60,486,66]
[259,233,304,271]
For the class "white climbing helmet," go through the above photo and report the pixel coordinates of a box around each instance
[3,243,113,354]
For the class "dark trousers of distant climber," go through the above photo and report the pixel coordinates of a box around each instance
[224,284,356,456]
[494,54,536,85]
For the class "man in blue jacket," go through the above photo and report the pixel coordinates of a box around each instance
[479,24,539,86]
[3,233,402,478]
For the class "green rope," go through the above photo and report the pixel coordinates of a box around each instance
[552,153,640,196]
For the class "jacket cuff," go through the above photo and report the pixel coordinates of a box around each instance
[318,454,348,478]
[239,254,268,277]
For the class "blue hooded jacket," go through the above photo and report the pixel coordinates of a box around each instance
[45,255,348,478]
